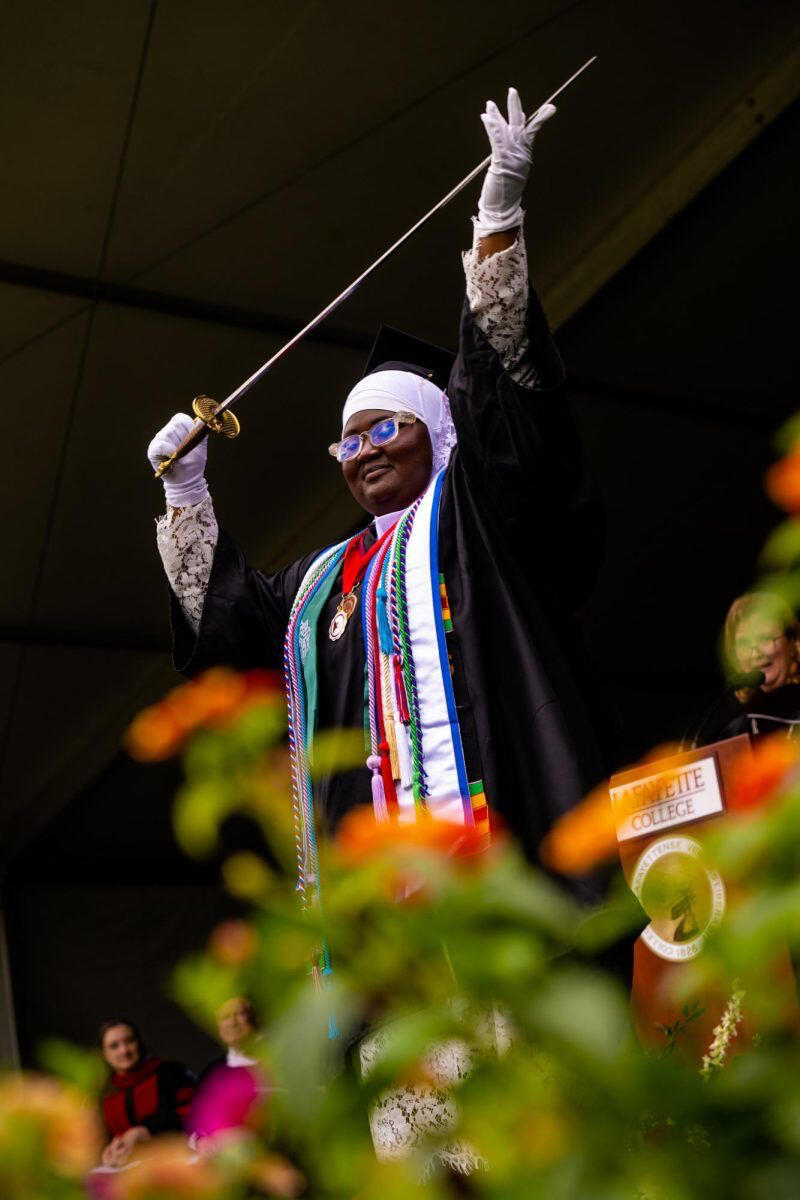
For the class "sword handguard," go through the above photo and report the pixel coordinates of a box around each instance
[153,395,241,478]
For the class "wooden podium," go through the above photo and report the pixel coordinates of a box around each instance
[610,736,751,1049]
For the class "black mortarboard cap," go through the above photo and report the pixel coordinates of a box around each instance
[364,325,456,392]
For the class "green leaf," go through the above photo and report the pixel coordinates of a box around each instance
[776,413,800,454]
[760,520,800,568]
[529,967,629,1062]
[37,1038,106,1093]
[310,728,366,778]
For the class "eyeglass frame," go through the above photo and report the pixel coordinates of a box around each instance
[328,410,418,463]
[734,631,786,654]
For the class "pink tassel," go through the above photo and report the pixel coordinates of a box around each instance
[367,754,389,823]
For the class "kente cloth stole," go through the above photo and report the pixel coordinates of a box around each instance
[284,469,490,907]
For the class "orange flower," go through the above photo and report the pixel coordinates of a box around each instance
[125,668,282,760]
[249,1153,306,1196]
[209,919,259,965]
[541,743,687,876]
[727,733,799,812]
[335,806,493,865]
[125,705,184,761]
[0,1072,101,1176]
[108,1135,221,1198]
[540,783,618,876]
[766,451,800,512]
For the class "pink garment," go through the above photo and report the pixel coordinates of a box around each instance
[187,1062,262,1138]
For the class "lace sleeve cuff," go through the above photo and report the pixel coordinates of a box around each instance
[461,224,538,388]
[155,493,218,635]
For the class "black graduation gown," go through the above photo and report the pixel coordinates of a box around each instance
[696,682,800,745]
[170,288,615,896]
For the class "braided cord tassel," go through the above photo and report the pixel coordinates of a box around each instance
[284,536,364,1041]
[363,538,395,822]
[377,550,401,781]
[284,541,349,903]
[388,532,411,725]
[392,499,428,806]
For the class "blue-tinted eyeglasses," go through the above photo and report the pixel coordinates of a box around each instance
[329,411,417,463]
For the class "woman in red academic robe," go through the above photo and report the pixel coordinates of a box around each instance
[99,1018,194,1168]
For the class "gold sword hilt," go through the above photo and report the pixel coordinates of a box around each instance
[154,395,241,479]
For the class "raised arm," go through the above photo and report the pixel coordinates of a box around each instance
[463,88,561,390]
[147,417,302,675]
[450,89,603,607]
[148,414,219,640]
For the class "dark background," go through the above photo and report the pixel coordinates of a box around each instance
[0,0,798,1072]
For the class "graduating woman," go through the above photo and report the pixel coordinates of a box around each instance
[148,88,611,898]
[148,85,616,1174]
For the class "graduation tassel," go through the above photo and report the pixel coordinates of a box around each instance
[393,655,411,724]
[385,708,401,780]
[376,586,394,654]
[367,754,389,822]
[379,650,401,780]
[311,950,340,1040]
[322,964,339,1040]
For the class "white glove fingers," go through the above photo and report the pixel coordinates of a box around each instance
[476,86,552,235]
[148,436,177,462]
[166,412,196,440]
[480,111,505,152]
[526,101,556,136]
[147,411,208,480]
[480,110,498,139]
[507,87,525,133]
[483,99,506,130]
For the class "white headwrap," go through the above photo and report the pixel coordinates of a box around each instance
[341,370,457,476]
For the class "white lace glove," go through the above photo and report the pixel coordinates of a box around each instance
[147,413,209,508]
[475,88,556,236]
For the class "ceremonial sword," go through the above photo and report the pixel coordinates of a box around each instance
[154,56,597,478]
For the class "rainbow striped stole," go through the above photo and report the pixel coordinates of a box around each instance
[284,470,491,904]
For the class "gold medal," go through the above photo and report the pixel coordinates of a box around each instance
[329,591,358,641]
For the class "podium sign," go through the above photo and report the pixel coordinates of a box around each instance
[610,736,749,1048]
[611,754,725,843]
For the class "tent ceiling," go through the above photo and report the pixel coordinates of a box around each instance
[0,0,798,860]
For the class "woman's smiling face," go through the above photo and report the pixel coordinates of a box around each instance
[340,408,432,515]
[733,615,792,693]
[101,1024,141,1073]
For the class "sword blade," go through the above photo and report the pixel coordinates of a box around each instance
[214,56,597,418]
[541,54,597,109]
[155,57,597,476]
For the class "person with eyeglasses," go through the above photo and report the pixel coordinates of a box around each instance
[147,88,613,894]
[693,592,800,745]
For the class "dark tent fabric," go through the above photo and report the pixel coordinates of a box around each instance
[0,2,797,1062]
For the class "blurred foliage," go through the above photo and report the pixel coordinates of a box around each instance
[38,1038,107,1096]
[0,1072,101,1198]
[7,425,800,1197]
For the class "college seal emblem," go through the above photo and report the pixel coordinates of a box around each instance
[630,835,726,962]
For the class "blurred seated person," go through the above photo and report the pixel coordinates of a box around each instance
[99,1018,195,1167]
[695,592,800,745]
[188,998,264,1150]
